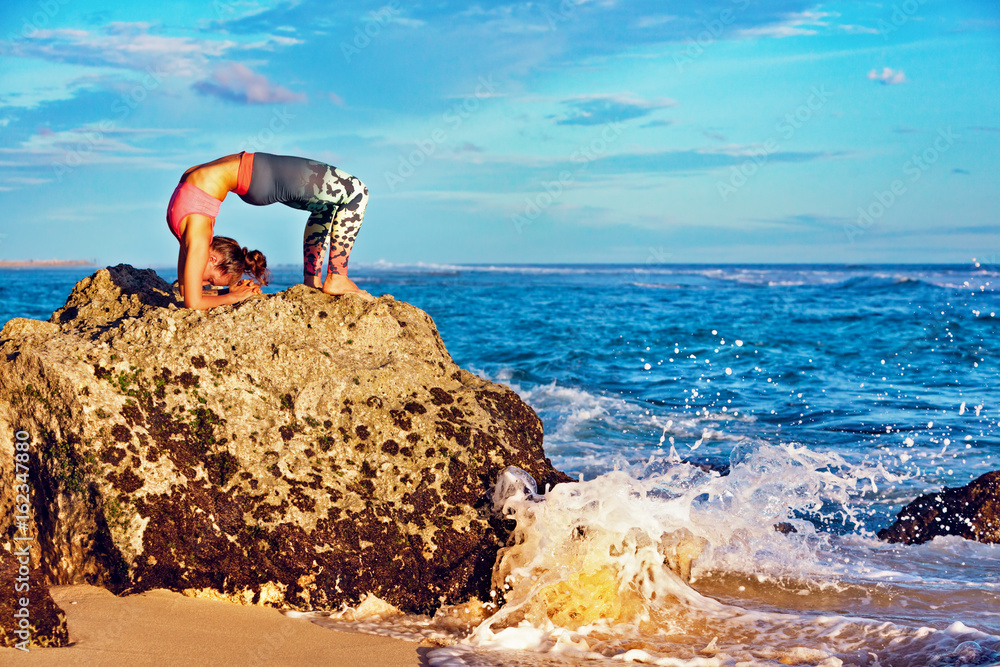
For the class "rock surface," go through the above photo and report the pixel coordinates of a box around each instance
[0,548,69,648]
[877,470,1000,545]
[0,264,569,613]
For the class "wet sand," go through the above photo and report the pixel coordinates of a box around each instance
[1,585,421,666]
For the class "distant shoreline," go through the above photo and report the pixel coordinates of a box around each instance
[0,260,95,268]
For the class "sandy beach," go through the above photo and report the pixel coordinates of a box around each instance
[1,585,422,666]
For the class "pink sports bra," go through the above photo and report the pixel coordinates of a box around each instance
[166,182,220,241]
[166,152,255,241]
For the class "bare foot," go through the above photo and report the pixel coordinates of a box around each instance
[322,273,375,301]
[303,274,323,290]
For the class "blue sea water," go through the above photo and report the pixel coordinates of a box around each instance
[3,263,999,666]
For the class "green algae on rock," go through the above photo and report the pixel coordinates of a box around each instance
[0,264,569,614]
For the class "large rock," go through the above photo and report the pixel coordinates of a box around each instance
[0,264,568,613]
[877,470,1000,545]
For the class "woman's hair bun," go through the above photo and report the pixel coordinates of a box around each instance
[243,247,270,286]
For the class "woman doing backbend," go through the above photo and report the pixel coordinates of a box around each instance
[166,151,371,310]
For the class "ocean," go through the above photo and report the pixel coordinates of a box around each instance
[2,263,998,666]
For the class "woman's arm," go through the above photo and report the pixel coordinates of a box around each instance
[178,215,255,310]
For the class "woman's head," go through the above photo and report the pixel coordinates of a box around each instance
[209,236,270,287]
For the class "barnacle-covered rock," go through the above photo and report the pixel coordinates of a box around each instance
[0,264,568,613]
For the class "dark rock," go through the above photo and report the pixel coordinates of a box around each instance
[877,471,1000,545]
[0,548,69,648]
[0,264,570,613]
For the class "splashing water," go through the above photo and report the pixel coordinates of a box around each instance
[449,445,1000,666]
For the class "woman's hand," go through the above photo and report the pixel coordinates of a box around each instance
[226,280,259,303]
[234,278,262,294]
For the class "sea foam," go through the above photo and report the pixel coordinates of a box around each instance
[438,444,998,665]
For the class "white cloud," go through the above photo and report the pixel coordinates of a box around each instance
[838,24,879,35]
[193,63,306,104]
[868,67,907,85]
[555,93,677,125]
[3,176,52,185]
[2,24,237,77]
[392,17,427,29]
[0,126,190,173]
[1,21,301,83]
[242,34,306,50]
[0,176,52,192]
[737,10,831,39]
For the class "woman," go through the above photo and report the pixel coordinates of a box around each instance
[166,151,371,309]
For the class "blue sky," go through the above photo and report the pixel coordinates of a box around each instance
[0,0,997,267]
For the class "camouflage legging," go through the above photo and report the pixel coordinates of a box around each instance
[238,153,369,277]
[291,166,369,277]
